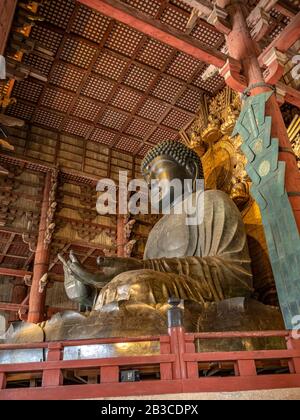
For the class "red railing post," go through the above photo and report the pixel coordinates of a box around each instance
[235,360,257,377]
[0,372,6,389]
[185,335,199,379]
[286,334,300,374]
[168,298,187,380]
[42,342,63,387]
[169,327,182,380]
[100,366,119,383]
[159,336,173,381]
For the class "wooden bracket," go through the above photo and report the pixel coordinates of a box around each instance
[262,47,287,85]
[219,58,247,93]
[207,5,231,35]
[248,8,271,42]
[275,83,287,105]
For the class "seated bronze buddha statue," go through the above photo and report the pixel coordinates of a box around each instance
[1,141,284,347]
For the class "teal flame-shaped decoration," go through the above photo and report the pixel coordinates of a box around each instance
[233,92,300,330]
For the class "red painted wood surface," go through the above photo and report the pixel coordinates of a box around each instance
[0,0,17,55]
[28,172,52,323]
[259,12,300,67]
[0,302,29,312]
[78,0,229,68]
[0,329,299,400]
[0,268,32,278]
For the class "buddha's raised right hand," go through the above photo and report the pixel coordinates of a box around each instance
[58,251,111,289]
[58,251,143,288]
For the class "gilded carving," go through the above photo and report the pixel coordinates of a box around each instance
[180,86,250,209]
[287,115,300,169]
[44,169,58,248]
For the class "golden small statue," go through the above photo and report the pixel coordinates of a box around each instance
[202,115,222,143]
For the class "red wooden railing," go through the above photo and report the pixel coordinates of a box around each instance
[0,328,299,400]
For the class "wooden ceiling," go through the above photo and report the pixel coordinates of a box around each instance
[4,0,300,157]
[4,0,228,157]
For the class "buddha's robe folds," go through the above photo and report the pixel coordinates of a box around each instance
[95,190,253,310]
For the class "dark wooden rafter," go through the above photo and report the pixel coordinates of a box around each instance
[0,302,29,312]
[108,1,171,150]
[29,4,81,126]
[22,252,35,270]
[85,32,149,150]
[2,0,299,160]
[57,19,117,136]
[0,233,15,265]
[0,254,27,260]
[81,248,96,264]
[3,0,227,159]
[0,153,99,184]
[49,243,71,271]
[0,0,17,55]
[78,0,230,68]
[34,24,214,96]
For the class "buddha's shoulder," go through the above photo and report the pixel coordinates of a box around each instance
[197,190,240,211]
[203,189,230,200]
[194,189,231,202]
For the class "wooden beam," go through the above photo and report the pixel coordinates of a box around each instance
[274,1,297,18]
[281,83,300,109]
[0,302,73,314]
[247,0,279,27]
[0,267,32,278]
[259,12,300,67]
[0,165,8,176]
[0,0,17,55]
[0,302,29,312]
[49,244,71,270]
[78,0,231,68]
[181,0,212,17]
[0,233,15,265]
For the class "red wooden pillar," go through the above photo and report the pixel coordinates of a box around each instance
[116,215,126,257]
[168,327,187,380]
[168,327,182,380]
[27,172,52,324]
[221,0,300,232]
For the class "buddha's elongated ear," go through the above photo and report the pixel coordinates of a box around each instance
[186,158,199,179]
[186,158,203,192]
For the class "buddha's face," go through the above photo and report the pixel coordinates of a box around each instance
[143,155,197,211]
